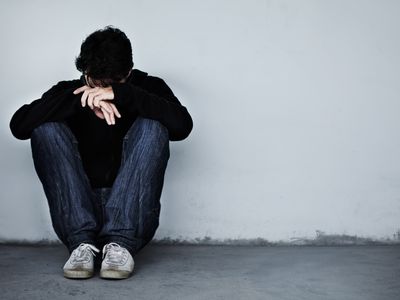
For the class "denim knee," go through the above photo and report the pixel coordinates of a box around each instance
[120,117,170,170]
[124,117,169,149]
[31,121,76,146]
[133,117,169,139]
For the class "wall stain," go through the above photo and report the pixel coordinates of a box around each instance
[1,230,400,247]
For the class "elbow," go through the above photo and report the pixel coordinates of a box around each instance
[169,112,193,141]
[10,126,30,140]
[9,117,30,140]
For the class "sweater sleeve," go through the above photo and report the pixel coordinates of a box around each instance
[9,79,83,140]
[111,77,193,141]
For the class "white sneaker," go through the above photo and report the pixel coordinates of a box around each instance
[100,242,135,279]
[63,243,100,279]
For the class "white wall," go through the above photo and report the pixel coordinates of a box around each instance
[1,0,399,244]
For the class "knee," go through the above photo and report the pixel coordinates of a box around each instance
[31,122,74,146]
[32,122,61,137]
[137,117,169,139]
[123,117,170,163]
[127,117,169,147]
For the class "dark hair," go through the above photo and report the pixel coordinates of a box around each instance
[75,26,133,85]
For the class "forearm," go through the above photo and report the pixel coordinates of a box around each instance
[112,81,193,141]
[10,81,83,140]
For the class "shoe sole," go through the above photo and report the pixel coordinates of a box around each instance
[100,269,132,279]
[64,269,94,279]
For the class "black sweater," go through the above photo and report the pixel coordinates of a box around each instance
[9,68,193,188]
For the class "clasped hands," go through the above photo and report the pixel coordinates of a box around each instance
[73,85,121,125]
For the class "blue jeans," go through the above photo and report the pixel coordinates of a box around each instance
[30,117,170,258]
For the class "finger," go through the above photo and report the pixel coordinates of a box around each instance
[102,102,115,124]
[93,93,105,108]
[99,101,112,113]
[81,87,98,107]
[101,107,111,125]
[81,89,91,107]
[101,107,112,125]
[73,85,90,95]
[110,109,115,125]
[110,103,121,118]
[87,88,99,110]
[87,92,94,110]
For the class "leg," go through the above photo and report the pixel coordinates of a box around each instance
[96,117,170,257]
[30,121,100,253]
[92,186,111,265]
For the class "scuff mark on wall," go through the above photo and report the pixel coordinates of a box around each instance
[287,230,397,246]
[153,230,400,246]
[1,230,400,247]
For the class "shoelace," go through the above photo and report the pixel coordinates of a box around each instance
[102,242,127,263]
[73,243,100,262]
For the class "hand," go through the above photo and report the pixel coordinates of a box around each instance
[93,101,121,125]
[73,85,121,125]
[73,85,115,109]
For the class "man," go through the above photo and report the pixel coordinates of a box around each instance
[9,26,193,280]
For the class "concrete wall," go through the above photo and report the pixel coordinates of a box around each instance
[1,0,400,245]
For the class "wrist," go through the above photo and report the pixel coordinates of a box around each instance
[110,82,130,107]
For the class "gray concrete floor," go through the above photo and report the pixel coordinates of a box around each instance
[0,244,399,300]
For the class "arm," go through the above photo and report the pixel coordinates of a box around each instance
[111,77,193,141]
[9,79,83,140]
